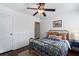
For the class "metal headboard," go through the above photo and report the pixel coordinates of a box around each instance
[48,30,69,40]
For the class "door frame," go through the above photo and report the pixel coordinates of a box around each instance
[34,22,40,39]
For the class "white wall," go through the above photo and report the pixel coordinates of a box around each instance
[12,11,40,49]
[0,5,40,50]
[40,3,79,40]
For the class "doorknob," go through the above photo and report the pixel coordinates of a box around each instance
[10,33,13,36]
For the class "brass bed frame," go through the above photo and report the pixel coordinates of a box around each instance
[29,30,69,56]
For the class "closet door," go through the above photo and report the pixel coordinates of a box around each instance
[0,14,12,53]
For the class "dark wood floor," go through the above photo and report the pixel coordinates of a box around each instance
[68,50,79,56]
[0,45,29,56]
[0,45,79,56]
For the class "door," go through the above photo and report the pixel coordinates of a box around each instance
[35,22,40,39]
[0,14,12,53]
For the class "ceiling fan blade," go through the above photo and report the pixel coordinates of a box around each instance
[43,12,46,16]
[44,9,56,11]
[39,3,45,6]
[27,7,38,10]
[33,11,38,16]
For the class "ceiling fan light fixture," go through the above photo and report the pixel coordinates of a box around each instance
[27,3,56,16]
[38,10,44,14]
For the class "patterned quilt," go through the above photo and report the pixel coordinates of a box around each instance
[29,38,70,56]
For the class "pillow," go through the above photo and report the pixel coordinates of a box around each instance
[56,35,63,40]
[48,35,57,39]
[47,32,58,35]
[57,34,66,40]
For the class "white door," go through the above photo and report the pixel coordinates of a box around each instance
[0,14,12,53]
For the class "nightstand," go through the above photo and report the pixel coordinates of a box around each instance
[70,40,79,52]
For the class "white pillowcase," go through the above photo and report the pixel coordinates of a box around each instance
[56,36,62,40]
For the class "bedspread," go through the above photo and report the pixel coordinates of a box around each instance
[29,38,70,56]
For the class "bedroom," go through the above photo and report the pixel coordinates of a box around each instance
[0,3,79,56]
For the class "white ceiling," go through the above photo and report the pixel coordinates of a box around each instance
[0,3,79,18]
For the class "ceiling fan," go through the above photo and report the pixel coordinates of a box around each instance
[27,3,56,16]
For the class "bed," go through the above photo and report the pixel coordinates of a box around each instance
[29,30,71,56]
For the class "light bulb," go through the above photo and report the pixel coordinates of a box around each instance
[38,10,44,14]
